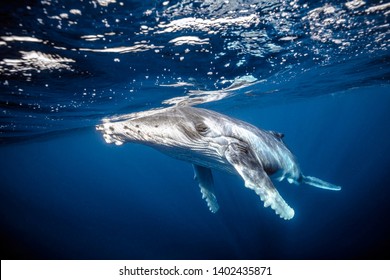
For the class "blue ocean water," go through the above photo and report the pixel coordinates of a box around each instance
[1,0,389,259]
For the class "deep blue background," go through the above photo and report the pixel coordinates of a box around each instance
[1,86,389,259]
[1,0,389,260]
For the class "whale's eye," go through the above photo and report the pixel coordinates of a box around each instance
[195,122,209,135]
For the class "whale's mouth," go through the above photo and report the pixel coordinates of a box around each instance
[96,122,128,146]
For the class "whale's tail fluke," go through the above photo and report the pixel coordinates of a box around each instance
[302,175,341,191]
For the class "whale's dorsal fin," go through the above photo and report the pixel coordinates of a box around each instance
[224,141,294,220]
[269,131,284,140]
[193,164,219,213]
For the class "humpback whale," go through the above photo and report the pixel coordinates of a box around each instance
[96,106,341,220]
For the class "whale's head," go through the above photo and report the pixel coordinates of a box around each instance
[96,107,225,152]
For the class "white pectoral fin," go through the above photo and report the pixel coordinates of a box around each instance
[225,143,295,220]
[193,164,219,213]
[302,175,341,191]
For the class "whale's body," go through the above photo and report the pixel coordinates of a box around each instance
[97,106,340,220]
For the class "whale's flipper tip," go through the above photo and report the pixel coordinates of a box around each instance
[302,175,341,191]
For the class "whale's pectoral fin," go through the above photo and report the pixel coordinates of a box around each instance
[302,175,341,191]
[193,164,219,213]
[225,142,295,220]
